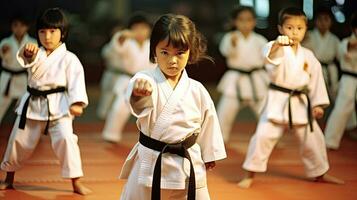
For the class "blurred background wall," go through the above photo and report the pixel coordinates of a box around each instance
[0,0,356,84]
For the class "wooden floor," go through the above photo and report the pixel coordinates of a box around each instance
[0,121,356,200]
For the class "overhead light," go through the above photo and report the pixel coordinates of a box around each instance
[331,6,346,23]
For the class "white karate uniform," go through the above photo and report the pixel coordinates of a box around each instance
[0,34,36,123]
[102,31,155,142]
[325,34,357,149]
[96,41,125,119]
[119,67,227,200]
[1,43,88,178]
[303,29,340,100]
[242,42,330,178]
[216,31,269,141]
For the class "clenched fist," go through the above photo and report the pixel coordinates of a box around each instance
[275,35,294,46]
[348,38,357,50]
[23,43,39,60]
[133,78,152,97]
[231,33,238,47]
[118,30,136,45]
[205,161,216,171]
[312,106,324,119]
[2,44,10,54]
[70,103,84,116]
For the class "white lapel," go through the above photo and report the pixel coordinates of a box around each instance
[9,35,19,56]
[10,34,31,51]
[150,67,190,140]
[295,44,305,70]
[31,43,67,80]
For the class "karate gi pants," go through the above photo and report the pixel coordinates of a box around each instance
[1,115,84,178]
[243,112,329,178]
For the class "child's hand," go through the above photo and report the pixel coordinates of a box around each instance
[275,35,294,46]
[312,106,324,119]
[2,44,10,54]
[118,30,135,45]
[205,161,216,171]
[70,103,85,116]
[23,43,39,60]
[133,78,152,97]
[347,39,357,51]
[231,33,238,47]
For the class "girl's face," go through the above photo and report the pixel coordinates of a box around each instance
[234,10,256,35]
[38,28,62,53]
[278,16,307,45]
[155,37,190,80]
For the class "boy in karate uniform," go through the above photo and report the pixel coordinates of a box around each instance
[238,7,344,188]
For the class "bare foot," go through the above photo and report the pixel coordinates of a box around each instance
[237,177,254,188]
[72,178,92,195]
[326,143,339,150]
[0,182,14,190]
[0,171,15,190]
[102,134,121,144]
[315,174,345,185]
[237,171,255,189]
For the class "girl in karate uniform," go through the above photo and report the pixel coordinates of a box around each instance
[101,13,156,143]
[119,14,226,200]
[216,6,269,142]
[0,15,36,124]
[238,7,344,189]
[0,8,92,195]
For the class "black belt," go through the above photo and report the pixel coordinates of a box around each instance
[229,67,265,102]
[0,66,27,96]
[320,62,333,91]
[341,70,357,78]
[19,86,66,135]
[269,83,313,132]
[139,131,198,200]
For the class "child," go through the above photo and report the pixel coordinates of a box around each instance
[0,15,36,124]
[101,13,156,143]
[238,7,344,188]
[302,7,340,100]
[216,6,269,142]
[324,12,357,150]
[96,22,124,120]
[119,14,227,200]
[0,8,92,195]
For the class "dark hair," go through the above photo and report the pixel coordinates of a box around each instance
[10,13,30,26]
[351,12,357,28]
[128,12,151,29]
[278,7,307,26]
[149,14,208,64]
[314,6,333,20]
[231,6,256,20]
[36,8,68,45]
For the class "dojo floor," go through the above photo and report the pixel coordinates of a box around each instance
[0,86,356,200]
